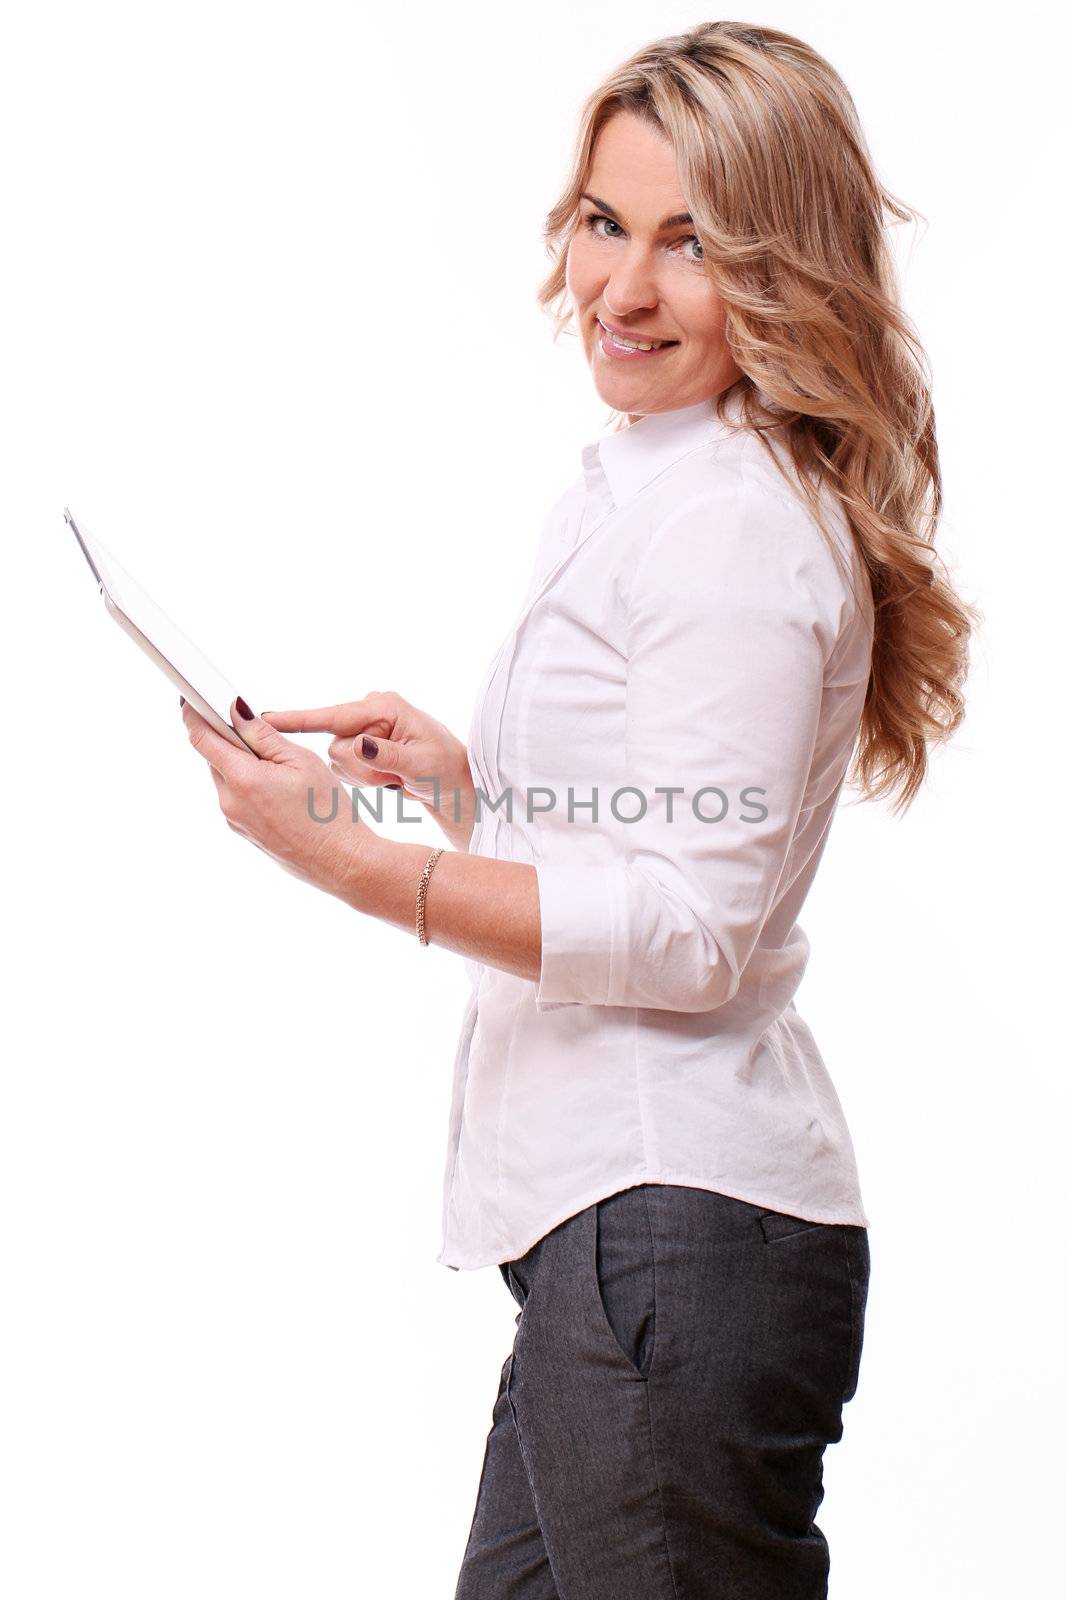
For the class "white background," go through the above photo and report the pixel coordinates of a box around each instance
[1,2,1061,1594]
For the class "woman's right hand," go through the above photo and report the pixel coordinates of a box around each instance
[259,690,477,852]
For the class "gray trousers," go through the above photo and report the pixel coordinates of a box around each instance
[454,1182,870,1599]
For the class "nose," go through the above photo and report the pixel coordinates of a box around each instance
[602,247,660,318]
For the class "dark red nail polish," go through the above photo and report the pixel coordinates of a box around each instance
[235,696,255,721]
[361,735,378,759]
[386,782,402,789]
[179,695,185,706]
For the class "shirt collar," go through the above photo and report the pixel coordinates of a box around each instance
[583,388,745,510]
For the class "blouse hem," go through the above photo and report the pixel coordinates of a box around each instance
[436,1168,870,1271]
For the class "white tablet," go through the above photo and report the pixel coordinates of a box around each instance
[64,506,260,757]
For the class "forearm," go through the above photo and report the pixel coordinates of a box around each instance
[341,834,542,983]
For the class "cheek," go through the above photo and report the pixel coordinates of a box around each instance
[565,235,598,303]
[678,282,728,346]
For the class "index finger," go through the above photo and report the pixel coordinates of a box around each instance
[260,703,384,735]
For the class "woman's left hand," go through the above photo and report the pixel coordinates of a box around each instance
[180,696,378,902]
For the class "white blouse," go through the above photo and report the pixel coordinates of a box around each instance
[437,390,875,1272]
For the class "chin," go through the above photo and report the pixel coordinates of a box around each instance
[590,375,626,411]
[592,373,658,411]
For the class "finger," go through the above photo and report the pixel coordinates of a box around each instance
[355,732,416,780]
[259,703,388,735]
[326,752,404,790]
[228,697,304,765]
[327,732,393,778]
[182,701,253,782]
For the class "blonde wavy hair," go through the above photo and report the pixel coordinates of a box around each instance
[537,20,981,813]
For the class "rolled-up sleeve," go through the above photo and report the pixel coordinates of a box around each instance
[533,471,850,1012]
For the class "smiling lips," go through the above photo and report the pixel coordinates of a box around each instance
[596,316,680,359]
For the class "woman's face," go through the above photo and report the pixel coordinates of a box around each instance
[566,111,742,420]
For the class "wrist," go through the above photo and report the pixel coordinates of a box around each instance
[331,823,394,917]
[409,768,476,852]
[448,765,478,849]
[336,830,448,935]
[423,768,477,822]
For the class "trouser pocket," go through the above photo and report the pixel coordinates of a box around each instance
[591,1185,657,1381]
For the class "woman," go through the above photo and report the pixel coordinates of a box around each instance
[181,21,976,1598]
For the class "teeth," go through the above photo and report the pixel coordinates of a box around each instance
[600,320,666,352]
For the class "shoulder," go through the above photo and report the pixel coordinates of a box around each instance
[655,424,847,563]
[632,424,870,645]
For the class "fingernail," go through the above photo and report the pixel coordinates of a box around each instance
[386,782,402,790]
[361,735,378,759]
[179,695,185,706]
[235,696,255,721]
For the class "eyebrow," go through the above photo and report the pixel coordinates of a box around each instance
[579,192,693,230]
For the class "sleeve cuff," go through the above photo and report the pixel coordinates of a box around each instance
[533,859,628,1009]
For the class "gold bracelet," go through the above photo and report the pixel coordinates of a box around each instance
[416,846,446,945]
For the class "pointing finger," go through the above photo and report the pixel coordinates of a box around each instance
[259,704,383,735]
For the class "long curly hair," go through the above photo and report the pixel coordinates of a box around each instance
[536,20,981,813]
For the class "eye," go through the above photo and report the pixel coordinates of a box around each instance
[582,212,704,265]
[584,212,624,240]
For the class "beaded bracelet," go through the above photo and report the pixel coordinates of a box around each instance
[416,846,446,945]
